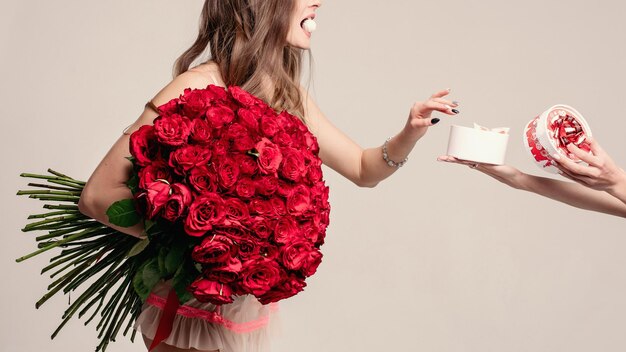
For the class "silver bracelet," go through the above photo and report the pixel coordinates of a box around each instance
[382,137,408,168]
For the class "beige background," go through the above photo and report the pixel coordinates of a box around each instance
[2,0,626,351]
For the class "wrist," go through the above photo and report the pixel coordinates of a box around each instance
[607,169,626,201]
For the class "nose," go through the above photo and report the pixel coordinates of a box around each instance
[310,0,322,9]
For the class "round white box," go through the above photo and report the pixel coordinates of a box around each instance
[446,125,509,165]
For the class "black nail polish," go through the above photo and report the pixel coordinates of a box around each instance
[431,118,440,125]
[451,109,460,114]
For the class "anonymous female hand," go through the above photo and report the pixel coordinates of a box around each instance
[553,138,626,194]
[437,155,528,189]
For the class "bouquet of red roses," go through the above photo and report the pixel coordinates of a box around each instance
[119,84,330,305]
[16,85,330,351]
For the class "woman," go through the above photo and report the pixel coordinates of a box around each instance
[439,138,626,218]
[77,0,459,351]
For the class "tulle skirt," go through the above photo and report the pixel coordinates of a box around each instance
[135,281,280,352]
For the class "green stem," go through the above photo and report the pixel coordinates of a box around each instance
[28,210,78,219]
[24,214,87,231]
[38,222,101,241]
[20,173,86,186]
[44,204,79,210]
[27,182,80,192]
[28,195,80,203]
[16,229,94,262]
[42,250,90,275]
[18,190,82,196]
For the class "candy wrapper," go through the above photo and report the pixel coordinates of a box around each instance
[523,104,592,174]
[446,124,510,165]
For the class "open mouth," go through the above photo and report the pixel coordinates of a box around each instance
[300,15,317,34]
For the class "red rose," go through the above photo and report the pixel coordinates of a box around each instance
[190,118,212,145]
[237,108,260,132]
[211,139,229,158]
[256,138,283,174]
[260,115,281,137]
[204,256,242,283]
[234,236,260,261]
[280,148,306,182]
[213,225,251,243]
[286,184,311,215]
[207,84,229,102]
[143,180,171,219]
[304,132,319,154]
[250,216,273,239]
[153,114,192,146]
[184,193,226,237]
[225,123,255,152]
[239,258,283,296]
[230,86,262,107]
[269,197,287,216]
[188,165,218,194]
[305,157,323,183]
[255,176,278,196]
[215,158,240,190]
[301,221,323,245]
[235,178,256,198]
[272,131,294,147]
[162,183,193,222]
[258,275,306,305]
[235,154,259,176]
[206,106,235,129]
[191,234,234,264]
[223,198,250,226]
[138,160,172,190]
[188,278,234,305]
[169,145,212,175]
[180,88,211,119]
[310,182,330,209]
[276,180,294,198]
[129,125,158,166]
[274,217,299,244]
[249,199,274,217]
[157,99,179,116]
[280,240,323,276]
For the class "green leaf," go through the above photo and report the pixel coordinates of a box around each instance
[106,199,141,227]
[172,264,195,304]
[125,173,140,194]
[125,156,136,163]
[126,238,149,258]
[165,241,186,276]
[132,263,151,301]
[157,248,168,277]
[142,258,161,291]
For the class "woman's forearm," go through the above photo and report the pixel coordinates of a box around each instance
[519,173,626,217]
[358,129,420,187]
[78,183,146,238]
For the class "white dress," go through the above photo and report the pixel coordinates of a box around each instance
[135,281,280,352]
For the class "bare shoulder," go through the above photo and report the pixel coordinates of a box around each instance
[299,85,324,132]
[151,63,221,106]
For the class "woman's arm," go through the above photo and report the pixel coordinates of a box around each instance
[78,69,218,237]
[303,88,459,187]
[438,156,626,218]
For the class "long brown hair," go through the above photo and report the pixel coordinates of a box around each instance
[174,0,305,117]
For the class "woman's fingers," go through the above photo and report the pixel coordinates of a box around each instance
[553,154,597,177]
[587,137,607,158]
[566,143,600,166]
[430,89,451,99]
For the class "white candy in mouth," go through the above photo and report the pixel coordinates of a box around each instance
[302,18,317,33]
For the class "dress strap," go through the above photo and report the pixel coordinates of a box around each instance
[145,101,160,114]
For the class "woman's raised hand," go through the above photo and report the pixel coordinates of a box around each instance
[405,89,459,140]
